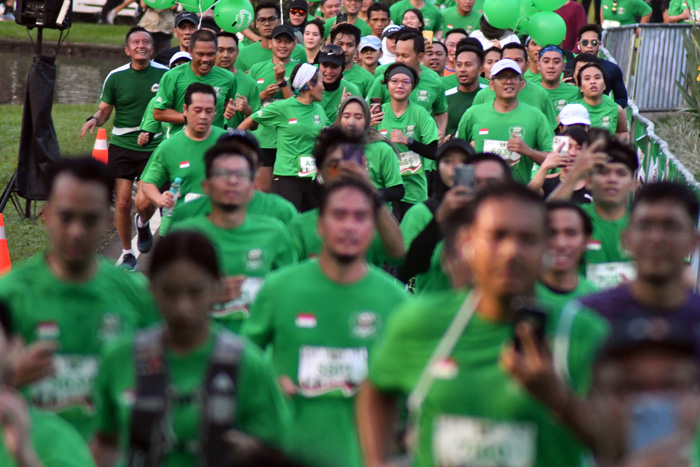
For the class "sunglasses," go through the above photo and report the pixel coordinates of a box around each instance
[290,8,306,15]
[581,39,599,47]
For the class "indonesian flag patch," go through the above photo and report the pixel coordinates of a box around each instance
[295,313,317,328]
[257,78,265,84]
[180,161,190,169]
[289,118,298,125]
[587,240,602,251]
[36,321,59,340]
[479,128,489,135]
[380,129,388,136]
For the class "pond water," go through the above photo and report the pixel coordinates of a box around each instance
[0,52,128,105]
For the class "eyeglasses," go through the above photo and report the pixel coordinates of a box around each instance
[580,39,599,47]
[290,8,306,15]
[211,168,251,181]
[256,16,278,24]
[388,78,412,86]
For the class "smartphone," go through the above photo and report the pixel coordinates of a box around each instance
[454,164,475,190]
[552,135,570,155]
[511,298,547,353]
[422,30,434,42]
[370,97,382,114]
[335,12,348,24]
[342,144,364,165]
[627,395,677,454]
[562,69,575,83]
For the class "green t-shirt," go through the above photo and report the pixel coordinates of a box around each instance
[441,73,489,91]
[153,64,237,136]
[287,207,393,266]
[248,59,301,149]
[668,0,700,22]
[445,83,486,135]
[543,82,582,113]
[577,94,619,134]
[535,279,598,314]
[95,326,291,467]
[377,102,439,204]
[101,62,168,151]
[0,255,158,439]
[343,64,375,98]
[417,240,452,294]
[140,126,226,232]
[237,41,308,73]
[321,79,361,122]
[172,214,298,333]
[523,68,543,84]
[580,203,634,290]
[456,101,554,184]
[440,7,481,34]
[242,260,407,467]
[251,97,329,178]
[601,0,652,25]
[0,408,97,467]
[390,0,444,32]
[365,140,404,191]
[164,190,299,235]
[369,289,610,467]
[367,68,449,118]
[472,81,559,129]
[229,68,263,129]
[374,62,441,81]
[400,201,433,248]
[323,16,372,39]
[140,95,170,138]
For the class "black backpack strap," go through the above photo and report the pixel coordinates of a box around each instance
[127,326,171,467]
[199,330,244,467]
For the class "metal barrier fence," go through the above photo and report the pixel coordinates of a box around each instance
[602,24,692,112]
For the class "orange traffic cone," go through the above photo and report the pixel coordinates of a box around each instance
[92,128,109,164]
[0,215,12,276]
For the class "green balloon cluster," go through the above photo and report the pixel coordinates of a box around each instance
[213,0,255,33]
[483,0,567,45]
[528,11,566,45]
[143,0,175,9]
[483,0,520,29]
[180,0,215,12]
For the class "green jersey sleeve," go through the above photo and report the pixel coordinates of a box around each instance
[416,106,439,143]
[456,106,474,141]
[634,0,653,15]
[140,96,162,134]
[153,70,176,111]
[400,202,434,247]
[273,227,299,270]
[100,72,117,106]
[365,76,384,102]
[433,82,449,115]
[535,111,555,152]
[251,100,283,128]
[242,280,277,349]
[30,409,98,467]
[139,144,168,187]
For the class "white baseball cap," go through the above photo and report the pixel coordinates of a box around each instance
[169,51,192,68]
[489,59,522,78]
[559,103,591,126]
[359,36,382,51]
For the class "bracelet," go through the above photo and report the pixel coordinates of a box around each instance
[86,116,96,123]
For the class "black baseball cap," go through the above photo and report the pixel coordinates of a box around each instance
[436,138,475,161]
[175,11,198,27]
[317,44,345,67]
[289,0,309,12]
[271,24,296,40]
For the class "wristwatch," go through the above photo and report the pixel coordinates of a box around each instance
[407,137,414,146]
[279,80,288,88]
[86,116,96,123]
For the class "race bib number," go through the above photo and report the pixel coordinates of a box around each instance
[586,261,637,290]
[483,140,521,165]
[433,415,537,467]
[399,151,423,175]
[211,277,265,318]
[29,355,98,413]
[299,156,317,177]
[298,346,368,397]
[602,19,621,28]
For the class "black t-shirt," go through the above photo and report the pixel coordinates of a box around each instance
[542,175,592,204]
[154,46,181,67]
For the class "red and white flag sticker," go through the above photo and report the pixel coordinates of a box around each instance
[257,78,265,84]
[380,129,388,135]
[289,118,298,125]
[295,313,317,328]
[479,128,489,135]
[587,240,602,251]
[180,161,190,169]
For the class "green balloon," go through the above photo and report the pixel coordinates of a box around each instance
[515,16,530,34]
[214,0,254,33]
[143,0,176,9]
[517,0,539,20]
[528,11,566,46]
[483,0,520,29]
[532,0,566,11]
[179,0,214,13]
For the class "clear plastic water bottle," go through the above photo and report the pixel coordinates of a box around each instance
[162,177,182,218]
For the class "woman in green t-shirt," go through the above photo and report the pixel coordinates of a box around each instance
[92,231,291,466]
[402,8,425,31]
[577,62,628,141]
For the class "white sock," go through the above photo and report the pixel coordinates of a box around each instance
[136,215,147,228]
[123,249,134,256]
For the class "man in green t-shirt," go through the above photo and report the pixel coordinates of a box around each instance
[601,0,651,26]
[137,83,227,235]
[538,44,581,113]
[242,177,407,467]
[153,29,237,137]
[457,58,554,184]
[79,27,168,271]
[548,138,638,289]
[323,0,372,39]
[357,182,609,467]
[331,23,375,97]
[0,159,157,440]
[445,46,487,136]
[523,36,543,84]
[172,142,297,333]
[317,45,362,122]
[215,32,261,129]
[390,0,444,36]
[236,2,308,72]
[441,0,481,35]
[318,0,342,19]
[473,42,559,129]
[367,2,391,39]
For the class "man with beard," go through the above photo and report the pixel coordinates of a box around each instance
[171,141,297,334]
[243,176,406,467]
[317,45,362,122]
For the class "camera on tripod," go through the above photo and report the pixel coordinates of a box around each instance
[14,0,72,30]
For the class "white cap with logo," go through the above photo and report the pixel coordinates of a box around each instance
[559,103,591,126]
[489,59,522,78]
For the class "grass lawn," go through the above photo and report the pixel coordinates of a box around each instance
[0,21,132,47]
[0,103,114,264]
[652,112,700,180]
